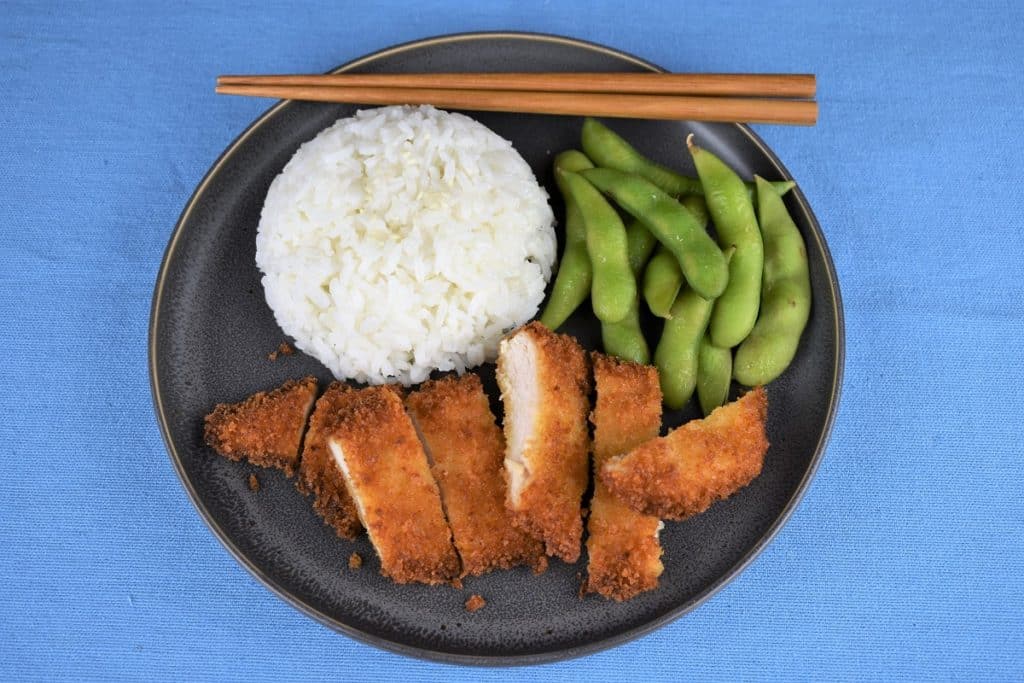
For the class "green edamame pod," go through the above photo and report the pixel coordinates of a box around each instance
[696,334,732,416]
[582,118,704,196]
[601,217,654,364]
[625,218,658,274]
[539,150,595,330]
[581,118,796,198]
[581,167,728,300]
[557,169,636,324]
[654,287,714,409]
[641,194,707,319]
[733,177,812,386]
[680,194,709,228]
[642,248,683,318]
[688,135,763,348]
[601,299,649,364]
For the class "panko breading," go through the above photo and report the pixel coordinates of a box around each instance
[405,375,545,576]
[585,354,664,601]
[496,321,591,563]
[326,386,460,584]
[600,387,769,520]
[204,377,317,476]
[296,382,362,540]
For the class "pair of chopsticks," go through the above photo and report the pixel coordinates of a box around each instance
[216,72,817,125]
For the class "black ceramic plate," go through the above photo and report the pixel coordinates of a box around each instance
[150,32,843,665]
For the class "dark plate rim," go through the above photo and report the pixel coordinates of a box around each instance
[149,30,845,667]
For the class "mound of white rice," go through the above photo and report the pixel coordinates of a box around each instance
[255,105,556,385]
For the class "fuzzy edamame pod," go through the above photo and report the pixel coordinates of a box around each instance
[696,334,733,416]
[581,167,728,300]
[733,177,812,386]
[581,118,796,198]
[653,287,714,409]
[539,150,595,330]
[688,135,764,348]
[557,169,635,324]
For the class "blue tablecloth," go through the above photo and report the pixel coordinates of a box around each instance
[3,1,1022,679]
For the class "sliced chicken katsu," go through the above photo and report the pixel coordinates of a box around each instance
[585,354,665,601]
[204,377,317,476]
[496,321,591,563]
[405,374,545,577]
[600,387,769,521]
[325,386,460,584]
[296,382,362,539]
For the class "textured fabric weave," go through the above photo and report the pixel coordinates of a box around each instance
[2,1,1022,680]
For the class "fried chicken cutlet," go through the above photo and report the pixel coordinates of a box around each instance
[325,386,460,584]
[600,387,769,520]
[585,354,664,601]
[296,382,362,539]
[204,377,318,476]
[496,321,591,564]
[405,375,545,577]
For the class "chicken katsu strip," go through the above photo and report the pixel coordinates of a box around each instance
[405,374,545,577]
[600,387,768,521]
[204,377,317,476]
[496,321,591,563]
[326,386,460,584]
[585,354,664,601]
[297,382,362,539]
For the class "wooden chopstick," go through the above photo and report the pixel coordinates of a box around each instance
[217,72,816,99]
[215,83,817,125]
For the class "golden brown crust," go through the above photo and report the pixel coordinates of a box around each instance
[600,387,769,521]
[585,353,665,601]
[296,382,363,539]
[203,377,318,476]
[405,374,545,576]
[327,386,460,585]
[497,321,591,563]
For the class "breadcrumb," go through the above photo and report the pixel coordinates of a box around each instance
[248,473,260,492]
[464,595,486,612]
[348,552,362,570]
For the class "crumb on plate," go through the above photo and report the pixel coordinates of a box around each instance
[464,595,486,612]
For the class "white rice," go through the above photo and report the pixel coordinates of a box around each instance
[255,105,556,385]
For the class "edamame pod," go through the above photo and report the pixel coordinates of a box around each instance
[581,167,728,300]
[557,169,636,324]
[601,299,649,364]
[643,194,709,318]
[601,217,654,364]
[582,118,704,196]
[581,118,796,198]
[733,177,812,386]
[688,135,763,348]
[539,151,596,330]
[642,248,683,318]
[653,287,714,409]
[625,218,658,274]
[696,334,732,416]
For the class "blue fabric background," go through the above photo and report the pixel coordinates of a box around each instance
[2,1,1022,679]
